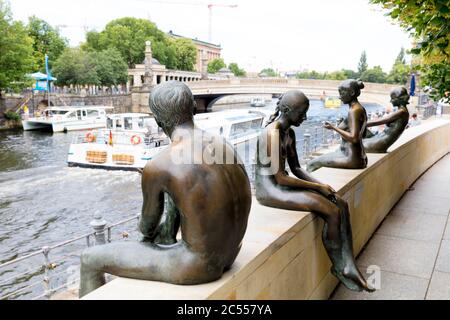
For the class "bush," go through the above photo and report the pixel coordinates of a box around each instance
[4,110,21,121]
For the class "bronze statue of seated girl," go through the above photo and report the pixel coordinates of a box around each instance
[255,90,373,292]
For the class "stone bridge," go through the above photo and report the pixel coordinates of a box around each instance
[185,78,397,112]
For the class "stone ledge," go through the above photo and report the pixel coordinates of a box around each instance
[83,118,450,300]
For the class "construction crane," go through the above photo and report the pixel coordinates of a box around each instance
[134,0,237,43]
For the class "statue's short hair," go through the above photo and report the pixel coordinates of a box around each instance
[149,81,194,130]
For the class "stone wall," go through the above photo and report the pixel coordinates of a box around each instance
[83,118,450,300]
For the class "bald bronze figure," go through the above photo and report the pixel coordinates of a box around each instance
[255,90,373,292]
[79,81,252,297]
[307,79,368,173]
[363,87,410,153]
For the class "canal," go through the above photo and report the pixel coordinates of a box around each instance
[0,99,384,299]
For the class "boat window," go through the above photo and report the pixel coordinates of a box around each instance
[116,119,123,129]
[251,118,262,129]
[138,117,145,129]
[124,117,133,130]
[107,118,114,129]
[230,121,252,138]
[87,110,99,117]
[82,110,87,117]
[66,112,76,118]
[48,110,69,116]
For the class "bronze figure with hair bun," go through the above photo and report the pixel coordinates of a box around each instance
[307,79,368,172]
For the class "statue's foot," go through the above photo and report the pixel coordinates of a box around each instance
[331,265,375,293]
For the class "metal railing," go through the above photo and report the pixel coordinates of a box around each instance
[0,212,140,300]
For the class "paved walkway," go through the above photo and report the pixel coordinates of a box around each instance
[332,153,450,300]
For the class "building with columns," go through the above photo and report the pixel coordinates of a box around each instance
[128,40,229,90]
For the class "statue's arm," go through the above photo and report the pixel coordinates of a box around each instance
[330,108,362,144]
[367,110,402,127]
[139,168,165,239]
[286,129,321,184]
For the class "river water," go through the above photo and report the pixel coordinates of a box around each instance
[0,99,384,299]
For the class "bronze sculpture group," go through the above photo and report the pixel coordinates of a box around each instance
[80,79,411,297]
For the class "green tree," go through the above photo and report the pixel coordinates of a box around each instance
[228,62,246,77]
[53,47,128,87]
[325,70,347,80]
[342,69,359,79]
[260,68,278,77]
[91,48,128,87]
[27,16,68,71]
[52,48,88,86]
[170,38,196,71]
[84,17,175,69]
[296,70,324,79]
[360,66,388,83]
[370,0,450,99]
[207,58,226,73]
[0,0,35,94]
[387,48,410,84]
[357,51,368,76]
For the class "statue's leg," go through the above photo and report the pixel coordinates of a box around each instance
[79,241,222,298]
[306,151,349,172]
[261,188,372,292]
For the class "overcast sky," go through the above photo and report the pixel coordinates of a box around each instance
[9,0,413,73]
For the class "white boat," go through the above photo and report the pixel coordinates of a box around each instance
[67,113,169,171]
[22,106,113,132]
[67,109,267,171]
[250,97,266,107]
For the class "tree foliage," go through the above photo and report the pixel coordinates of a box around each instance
[84,17,176,69]
[169,38,196,71]
[53,47,128,87]
[228,62,246,77]
[357,51,368,76]
[386,47,410,84]
[207,58,226,74]
[260,68,278,77]
[360,66,388,83]
[370,0,450,98]
[27,16,68,71]
[0,0,35,94]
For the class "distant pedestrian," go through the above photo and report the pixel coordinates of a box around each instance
[408,113,421,127]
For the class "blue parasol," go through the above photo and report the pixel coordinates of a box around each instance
[410,74,416,97]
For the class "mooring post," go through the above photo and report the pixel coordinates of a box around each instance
[90,212,107,246]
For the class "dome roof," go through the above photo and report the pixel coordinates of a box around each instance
[143,57,161,65]
[218,67,232,73]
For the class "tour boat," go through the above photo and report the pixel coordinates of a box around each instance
[22,106,113,132]
[324,97,342,108]
[67,109,267,171]
[250,97,266,107]
[67,113,169,171]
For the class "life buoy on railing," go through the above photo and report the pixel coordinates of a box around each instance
[131,135,142,145]
[85,132,96,143]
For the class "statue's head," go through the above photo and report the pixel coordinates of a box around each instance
[338,79,365,104]
[149,81,195,135]
[390,87,409,107]
[266,90,309,127]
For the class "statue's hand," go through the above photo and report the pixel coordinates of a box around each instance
[323,121,334,130]
[317,184,336,198]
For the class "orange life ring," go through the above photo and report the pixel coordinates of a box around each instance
[131,135,141,145]
[85,132,96,143]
